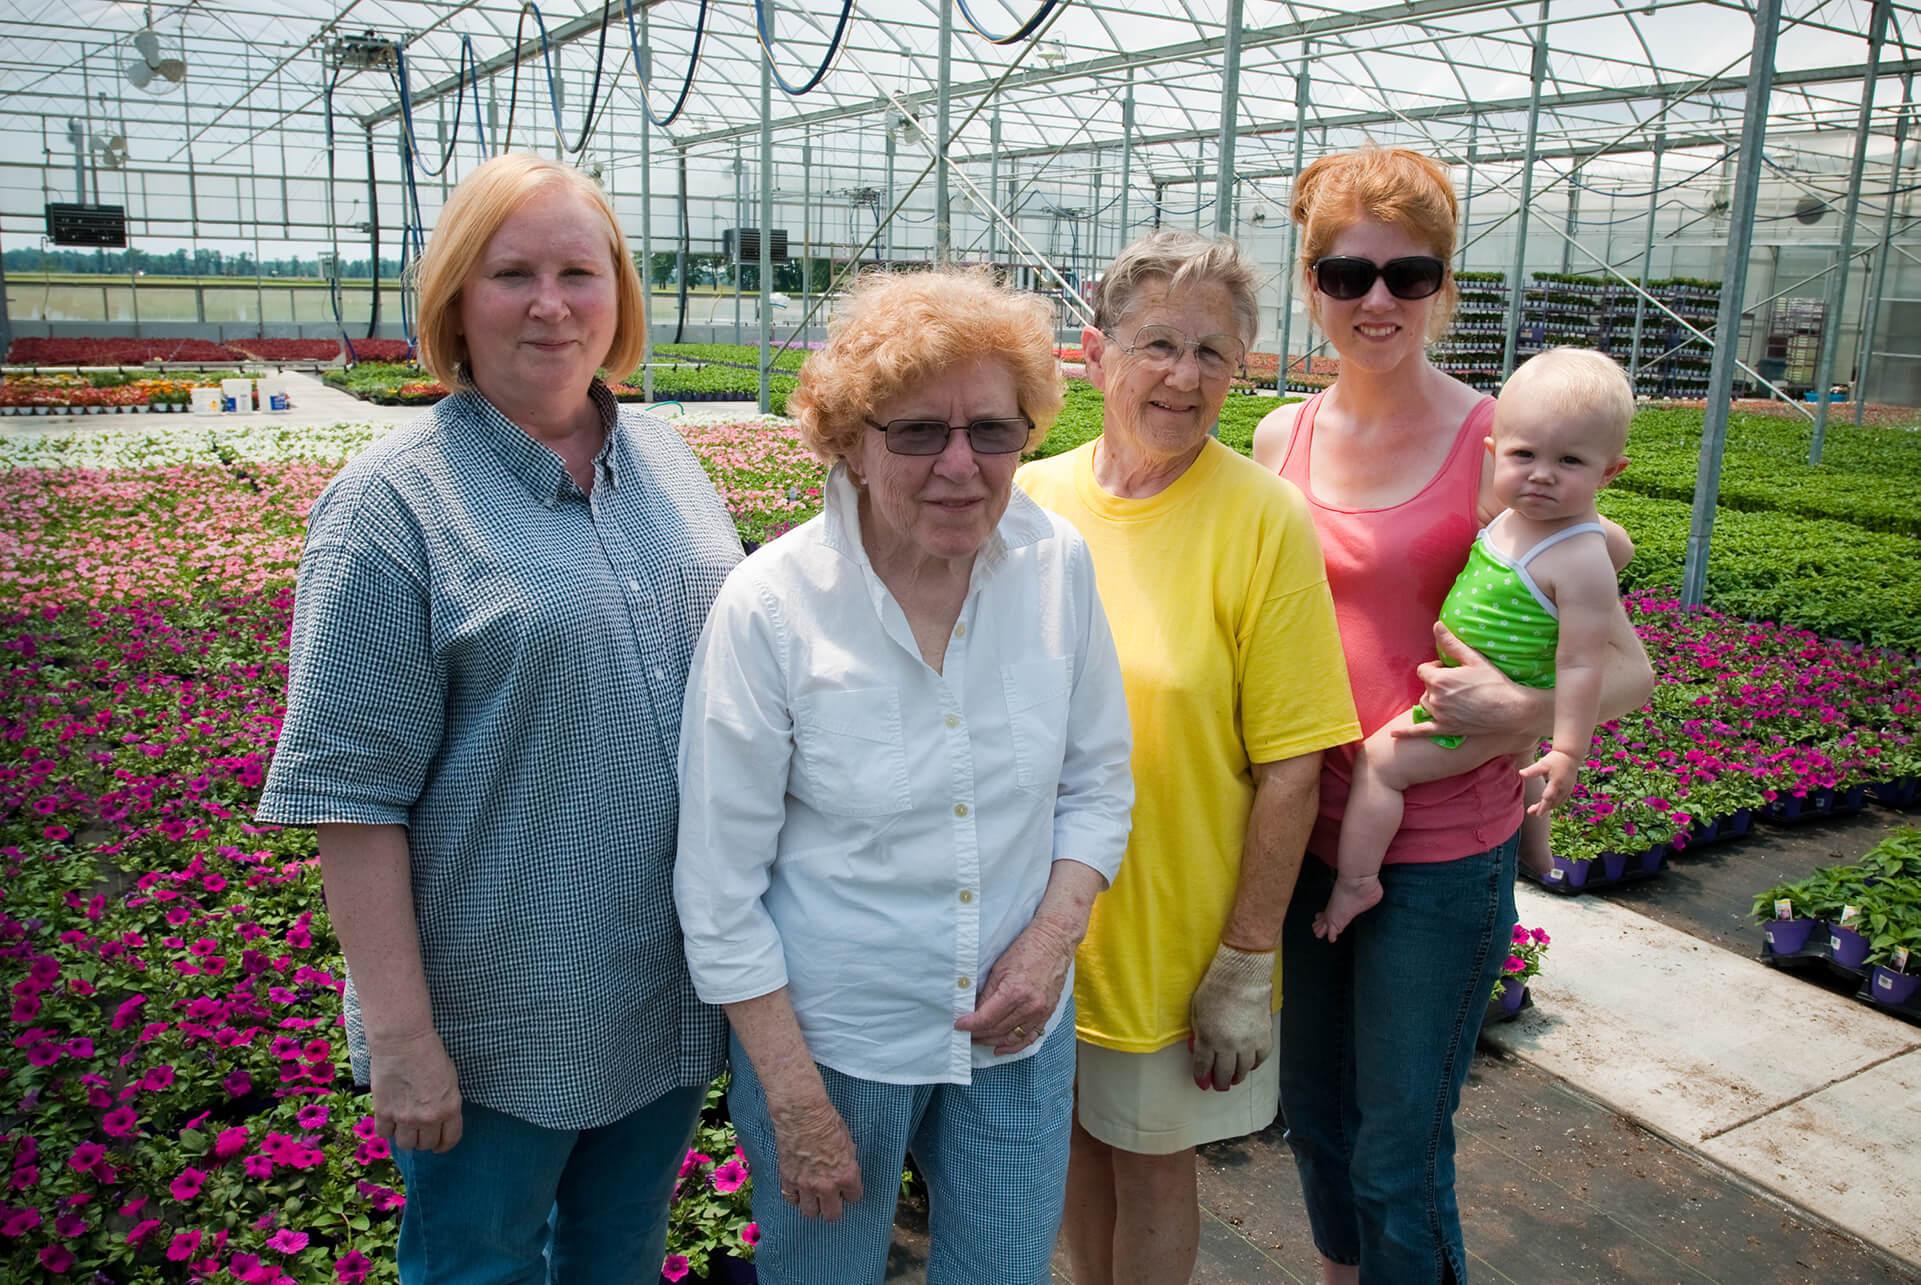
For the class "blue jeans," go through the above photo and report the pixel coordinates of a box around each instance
[727,1011,1075,1285]
[392,1086,705,1285]
[1277,838,1518,1284]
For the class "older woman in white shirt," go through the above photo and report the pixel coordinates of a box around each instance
[675,268,1132,1285]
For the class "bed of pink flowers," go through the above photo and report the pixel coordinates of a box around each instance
[1,416,1916,1280]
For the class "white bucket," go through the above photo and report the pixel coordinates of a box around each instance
[220,378,254,413]
[189,387,222,415]
[260,376,292,413]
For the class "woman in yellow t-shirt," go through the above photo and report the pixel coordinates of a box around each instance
[1017,230,1360,1285]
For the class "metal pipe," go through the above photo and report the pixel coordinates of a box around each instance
[1629,124,1665,385]
[1501,0,1550,379]
[639,1,653,401]
[1810,0,1890,463]
[1279,50,1310,375]
[1856,73,1911,426]
[935,0,953,265]
[801,129,812,336]
[1560,166,1579,275]
[1118,72,1134,258]
[734,144,743,347]
[1683,0,1782,608]
[984,112,996,265]
[760,53,773,413]
[1459,114,1477,272]
[1215,0,1245,236]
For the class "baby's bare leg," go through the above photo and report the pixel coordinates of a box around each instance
[1321,717,1530,942]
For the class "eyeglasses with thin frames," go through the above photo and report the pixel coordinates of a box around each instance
[864,415,1034,456]
[1101,324,1247,378]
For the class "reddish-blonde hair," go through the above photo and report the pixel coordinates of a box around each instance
[790,269,1064,466]
[1292,146,1461,340]
[413,153,646,389]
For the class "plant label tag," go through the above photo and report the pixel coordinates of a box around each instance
[1839,904,1860,925]
[1830,934,1844,953]
[1545,867,1563,882]
[1896,947,1912,972]
[1774,899,1794,921]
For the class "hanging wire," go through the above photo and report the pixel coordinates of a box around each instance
[393,37,491,177]
[752,0,857,96]
[622,0,709,127]
[951,0,1070,45]
[502,0,613,155]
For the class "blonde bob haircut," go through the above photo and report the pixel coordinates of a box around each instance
[790,268,1064,466]
[413,153,646,390]
[1498,347,1636,455]
[1095,229,1261,342]
[1292,146,1461,342]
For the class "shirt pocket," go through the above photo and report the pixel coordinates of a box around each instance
[1002,655,1074,795]
[793,687,912,817]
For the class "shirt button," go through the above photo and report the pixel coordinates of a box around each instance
[959,890,974,904]
[650,667,665,681]
[944,714,960,730]
[954,803,969,818]
[953,623,967,638]
[627,579,640,593]
[957,976,972,990]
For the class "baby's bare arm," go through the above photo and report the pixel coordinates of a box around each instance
[1537,539,1630,760]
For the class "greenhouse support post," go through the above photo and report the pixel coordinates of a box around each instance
[1214,0,1244,237]
[759,53,773,415]
[1118,71,1134,257]
[1629,124,1665,383]
[935,0,953,266]
[1811,0,1889,462]
[1459,113,1477,272]
[639,2,653,403]
[1279,50,1309,373]
[1501,0,1549,380]
[1683,0,1782,608]
[1857,73,1912,426]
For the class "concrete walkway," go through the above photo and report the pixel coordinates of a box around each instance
[1482,868,1921,1273]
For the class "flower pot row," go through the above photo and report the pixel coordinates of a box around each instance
[1759,784,1870,826]
[1759,918,1921,1024]
[1529,841,1669,894]
[0,402,192,415]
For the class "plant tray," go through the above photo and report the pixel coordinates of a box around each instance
[1526,844,1668,894]
[1683,808,1754,849]
[1868,776,1920,811]
[1759,785,1869,826]
[1762,929,1921,1027]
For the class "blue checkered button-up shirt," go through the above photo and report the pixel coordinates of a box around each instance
[258,383,741,1130]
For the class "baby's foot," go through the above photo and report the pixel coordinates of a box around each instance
[1313,875,1384,943]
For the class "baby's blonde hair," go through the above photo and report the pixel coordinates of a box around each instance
[1498,348,1635,455]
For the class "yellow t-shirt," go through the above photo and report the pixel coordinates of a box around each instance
[1017,438,1361,1052]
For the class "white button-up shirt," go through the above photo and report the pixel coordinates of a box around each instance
[675,466,1133,1085]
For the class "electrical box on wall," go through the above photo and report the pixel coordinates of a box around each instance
[45,202,128,247]
[723,228,790,263]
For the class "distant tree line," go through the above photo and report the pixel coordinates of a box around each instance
[4,248,405,278]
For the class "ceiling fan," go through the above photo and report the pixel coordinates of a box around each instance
[124,20,186,93]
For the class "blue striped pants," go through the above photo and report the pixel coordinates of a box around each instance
[727,1013,1074,1285]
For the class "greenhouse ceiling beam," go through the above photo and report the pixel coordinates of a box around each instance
[361,0,671,127]
[965,59,1921,164]
[668,0,1537,147]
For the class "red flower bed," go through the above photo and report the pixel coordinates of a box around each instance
[226,341,343,363]
[7,339,245,366]
[344,340,412,364]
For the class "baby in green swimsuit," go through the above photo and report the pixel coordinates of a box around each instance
[1317,348,1637,942]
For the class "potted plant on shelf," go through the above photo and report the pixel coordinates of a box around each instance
[1862,902,1921,1009]
[1490,923,1550,1018]
[663,1078,759,1285]
[1751,877,1825,956]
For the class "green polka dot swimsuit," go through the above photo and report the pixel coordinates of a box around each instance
[1412,513,1607,749]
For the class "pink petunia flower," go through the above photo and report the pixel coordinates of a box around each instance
[741,1222,761,1247]
[67,1142,104,1173]
[38,1244,74,1273]
[213,1126,251,1160]
[265,1228,309,1254]
[165,1229,203,1261]
[295,1105,329,1130]
[334,1250,373,1283]
[1,1206,41,1237]
[661,1254,692,1283]
[711,1159,748,1194]
[102,1106,139,1138]
[1504,955,1527,973]
[170,1167,206,1201]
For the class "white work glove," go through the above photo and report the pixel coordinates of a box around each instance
[1188,943,1276,1092]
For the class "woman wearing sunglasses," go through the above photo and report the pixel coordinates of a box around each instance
[1251,147,1653,1283]
[674,267,1133,1284]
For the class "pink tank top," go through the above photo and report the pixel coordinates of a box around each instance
[1277,391,1523,866]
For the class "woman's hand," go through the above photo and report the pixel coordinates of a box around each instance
[768,1093,863,1221]
[1394,622,1551,744]
[370,1028,463,1153]
[954,914,1079,1056]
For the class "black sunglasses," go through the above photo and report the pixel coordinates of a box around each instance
[864,416,1033,457]
[1311,255,1447,301]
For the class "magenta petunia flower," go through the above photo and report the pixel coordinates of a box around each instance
[265,1228,309,1254]
[103,1106,139,1138]
[169,1167,206,1201]
[661,1254,692,1283]
[243,1154,275,1180]
[140,1064,176,1092]
[741,1222,761,1247]
[1510,924,1531,943]
[711,1159,748,1194]
[67,1142,104,1173]
[1531,928,1551,945]
[295,1105,329,1130]
[214,1126,251,1160]
[223,1071,253,1097]
[165,1229,203,1261]
[1504,955,1527,973]
[53,1213,87,1237]
[334,1250,373,1283]
[1,1206,42,1237]
[38,1244,74,1273]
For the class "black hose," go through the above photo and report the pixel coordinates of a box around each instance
[674,149,690,345]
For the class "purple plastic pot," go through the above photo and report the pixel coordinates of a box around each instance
[1870,966,1921,1007]
[1831,784,1868,816]
[1637,843,1667,874]
[1691,816,1722,846]
[1600,850,1629,881]
[1725,808,1754,838]
[1869,777,1919,809]
[1547,855,1590,890]
[1497,975,1528,1015]
[1762,918,1819,955]
[1829,925,1872,971]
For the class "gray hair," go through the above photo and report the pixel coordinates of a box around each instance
[1094,230,1261,343]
